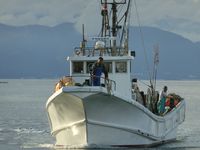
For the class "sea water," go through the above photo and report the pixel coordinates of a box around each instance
[0,79,200,150]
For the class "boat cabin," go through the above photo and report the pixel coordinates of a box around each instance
[67,49,134,99]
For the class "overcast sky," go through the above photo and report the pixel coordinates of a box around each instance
[0,0,200,42]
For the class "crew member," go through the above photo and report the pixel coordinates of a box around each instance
[92,57,108,86]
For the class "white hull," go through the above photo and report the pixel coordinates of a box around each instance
[46,86,185,148]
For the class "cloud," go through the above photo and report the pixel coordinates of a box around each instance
[0,0,89,26]
[0,0,200,41]
[132,0,200,41]
[74,1,102,36]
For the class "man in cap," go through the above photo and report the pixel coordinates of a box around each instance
[92,57,108,86]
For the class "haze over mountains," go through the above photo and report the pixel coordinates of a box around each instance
[0,23,199,79]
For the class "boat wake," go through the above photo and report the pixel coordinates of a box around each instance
[22,143,54,149]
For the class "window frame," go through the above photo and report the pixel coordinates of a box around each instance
[115,61,127,73]
[72,61,84,74]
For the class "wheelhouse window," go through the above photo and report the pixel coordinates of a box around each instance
[104,62,112,73]
[86,61,95,73]
[115,62,127,73]
[72,62,83,73]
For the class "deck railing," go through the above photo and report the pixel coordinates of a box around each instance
[59,75,116,93]
[74,47,129,57]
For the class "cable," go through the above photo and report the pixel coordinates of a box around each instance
[134,0,152,85]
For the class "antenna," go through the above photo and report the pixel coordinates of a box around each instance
[81,24,86,55]
[82,24,85,42]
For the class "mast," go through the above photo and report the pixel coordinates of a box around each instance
[111,2,117,55]
[101,0,110,37]
[81,24,86,56]
[100,0,128,56]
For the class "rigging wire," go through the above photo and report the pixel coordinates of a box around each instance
[117,3,124,18]
[120,0,131,48]
[98,1,103,37]
[98,1,112,37]
[133,0,152,87]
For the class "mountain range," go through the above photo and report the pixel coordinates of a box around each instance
[0,23,199,79]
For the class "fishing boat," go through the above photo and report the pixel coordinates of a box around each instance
[46,0,185,148]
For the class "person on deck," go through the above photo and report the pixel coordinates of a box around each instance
[92,57,108,86]
[160,86,168,100]
[158,86,168,115]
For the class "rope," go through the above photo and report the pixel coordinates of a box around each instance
[133,0,152,84]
